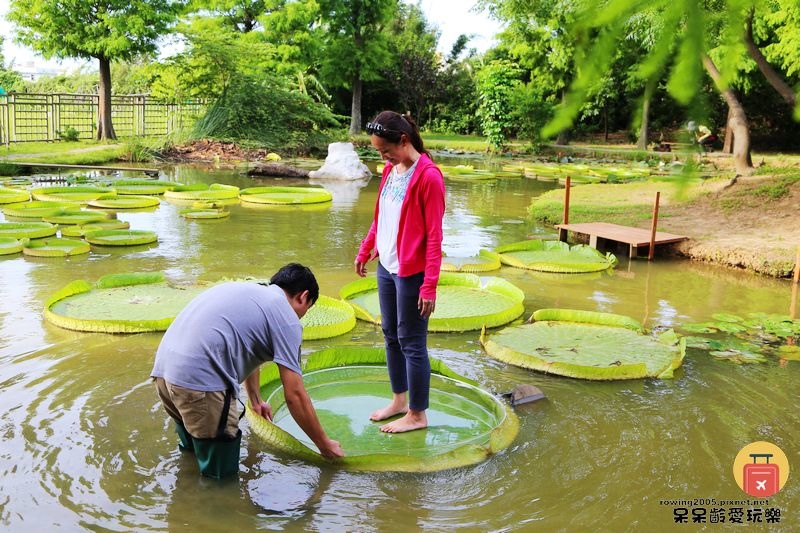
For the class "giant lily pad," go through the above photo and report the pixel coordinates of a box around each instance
[180,208,230,219]
[44,272,207,333]
[340,272,525,332]
[239,186,332,205]
[163,183,240,201]
[87,195,161,209]
[84,229,158,246]
[113,180,177,195]
[0,237,25,255]
[23,238,90,257]
[60,220,131,237]
[0,187,30,204]
[31,186,115,203]
[43,209,111,225]
[300,295,356,340]
[2,201,74,219]
[441,249,502,273]
[247,346,519,472]
[480,308,685,380]
[0,221,58,239]
[496,240,617,273]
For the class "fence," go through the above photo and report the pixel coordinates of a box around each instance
[0,93,208,144]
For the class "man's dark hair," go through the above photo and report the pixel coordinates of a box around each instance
[269,263,319,304]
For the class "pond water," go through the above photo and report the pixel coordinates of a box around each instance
[1,159,798,531]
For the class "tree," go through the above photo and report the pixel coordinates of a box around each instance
[0,37,25,93]
[8,0,185,140]
[317,0,396,134]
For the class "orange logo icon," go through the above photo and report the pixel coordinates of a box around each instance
[733,442,790,498]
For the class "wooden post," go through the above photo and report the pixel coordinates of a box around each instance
[791,281,798,321]
[648,191,660,261]
[563,175,571,225]
[794,244,800,284]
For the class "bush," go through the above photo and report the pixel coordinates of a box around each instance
[57,126,80,142]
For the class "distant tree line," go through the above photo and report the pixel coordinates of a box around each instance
[2,0,798,167]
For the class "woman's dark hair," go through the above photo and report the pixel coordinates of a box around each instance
[269,263,319,304]
[367,110,427,155]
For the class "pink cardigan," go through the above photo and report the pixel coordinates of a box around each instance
[357,153,445,300]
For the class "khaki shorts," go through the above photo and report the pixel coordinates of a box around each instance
[154,377,240,438]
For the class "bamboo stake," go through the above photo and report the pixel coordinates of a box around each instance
[563,176,571,225]
[794,244,800,284]
[791,281,798,321]
[648,191,660,261]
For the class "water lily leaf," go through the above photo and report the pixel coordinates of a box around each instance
[180,208,230,219]
[711,312,743,323]
[247,346,519,472]
[1,200,75,219]
[23,238,90,257]
[340,272,525,332]
[0,221,58,239]
[43,210,111,225]
[84,229,158,246]
[113,180,177,195]
[239,186,332,205]
[531,308,644,332]
[495,239,617,273]
[0,236,24,255]
[0,187,30,204]
[31,186,115,203]
[708,350,766,364]
[60,220,130,237]
[44,272,206,333]
[680,322,720,334]
[441,249,502,273]
[87,195,161,209]
[164,183,240,201]
[300,295,356,340]
[713,321,748,334]
[481,311,685,380]
[777,345,800,361]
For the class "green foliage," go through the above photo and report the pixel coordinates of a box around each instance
[191,73,338,151]
[476,59,522,150]
[57,126,80,142]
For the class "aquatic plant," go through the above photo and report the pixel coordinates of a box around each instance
[496,239,618,273]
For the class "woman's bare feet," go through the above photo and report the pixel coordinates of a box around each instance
[369,403,407,421]
[380,410,427,433]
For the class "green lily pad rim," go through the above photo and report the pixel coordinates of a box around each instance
[83,229,158,246]
[0,221,59,239]
[495,239,618,273]
[22,237,91,257]
[441,249,502,273]
[247,346,519,472]
[301,294,357,340]
[239,186,333,205]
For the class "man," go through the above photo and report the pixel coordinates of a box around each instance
[152,263,344,479]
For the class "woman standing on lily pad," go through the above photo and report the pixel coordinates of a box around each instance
[354,111,446,433]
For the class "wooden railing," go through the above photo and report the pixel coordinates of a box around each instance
[0,93,207,144]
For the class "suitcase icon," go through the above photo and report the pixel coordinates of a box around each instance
[743,453,780,497]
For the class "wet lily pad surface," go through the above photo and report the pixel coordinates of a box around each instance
[496,240,617,273]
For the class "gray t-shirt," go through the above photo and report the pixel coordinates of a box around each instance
[151,282,303,397]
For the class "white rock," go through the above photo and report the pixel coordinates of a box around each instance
[308,142,372,181]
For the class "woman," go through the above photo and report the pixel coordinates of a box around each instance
[354,111,446,433]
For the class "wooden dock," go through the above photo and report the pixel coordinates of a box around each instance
[555,222,688,258]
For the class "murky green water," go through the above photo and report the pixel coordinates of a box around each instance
[1,160,798,531]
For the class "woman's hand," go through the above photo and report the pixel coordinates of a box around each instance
[418,297,436,318]
[354,260,368,277]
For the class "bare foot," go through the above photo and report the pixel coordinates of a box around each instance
[380,411,427,433]
[369,403,407,422]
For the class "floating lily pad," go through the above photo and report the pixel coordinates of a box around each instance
[23,238,90,257]
[340,272,525,332]
[239,186,332,205]
[60,220,131,237]
[87,195,161,209]
[2,201,74,219]
[0,221,58,239]
[247,346,519,472]
[480,308,685,380]
[43,209,111,225]
[441,250,502,273]
[180,208,231,219]
[300,295,356,340]
[496,240,618,273]
[84,229,158,246]
[163,183,240,201]
[113,180,176,195]
[44,272,207,333]
[31,186,115,203]
[0,237,25,255]
[0,187,30,204]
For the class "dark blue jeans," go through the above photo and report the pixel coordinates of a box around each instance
[377,262,430,411]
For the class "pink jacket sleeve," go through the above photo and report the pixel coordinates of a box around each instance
[419,167,445,300]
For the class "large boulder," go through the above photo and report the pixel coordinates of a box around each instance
[308,142,372,181]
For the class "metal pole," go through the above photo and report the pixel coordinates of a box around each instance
[563,176,571,225]
[648,191,660,261]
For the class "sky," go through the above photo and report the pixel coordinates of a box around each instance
[0,0,503,75]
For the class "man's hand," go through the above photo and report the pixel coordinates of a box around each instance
[251,400,273,421]
[318,438,345,459]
